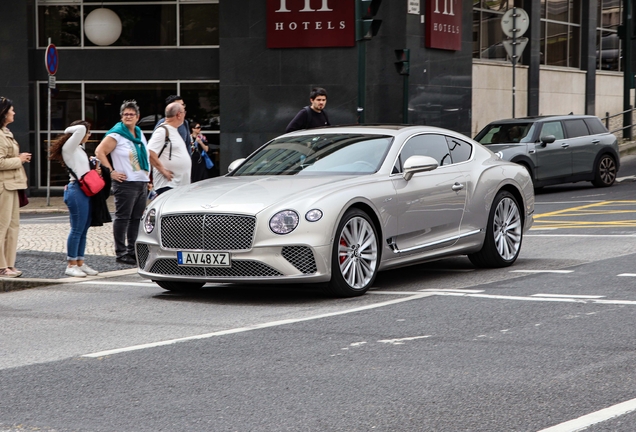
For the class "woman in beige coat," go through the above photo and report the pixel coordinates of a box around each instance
[0,97,30,278]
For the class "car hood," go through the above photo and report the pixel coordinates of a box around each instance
[156,175,370,215]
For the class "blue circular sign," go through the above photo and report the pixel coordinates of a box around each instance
[45,44,58,75]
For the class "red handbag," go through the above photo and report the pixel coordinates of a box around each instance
[77,169,106,197]
[69,168,106,197]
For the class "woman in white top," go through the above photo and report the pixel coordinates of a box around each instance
[49,120,100,278]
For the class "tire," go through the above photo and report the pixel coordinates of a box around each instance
[469,191,523,268]
[155,280,205,293]
[324,209,379,298]
[592,154,617,187]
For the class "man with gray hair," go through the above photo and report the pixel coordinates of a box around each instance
[147,102,191,196]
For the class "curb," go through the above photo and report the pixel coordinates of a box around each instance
[0,268,139,293]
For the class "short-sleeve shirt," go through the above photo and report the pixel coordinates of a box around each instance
[147,124,191,190]
[109,132,150,182]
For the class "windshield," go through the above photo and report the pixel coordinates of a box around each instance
[475,123,535,144]
[231,134,393,176]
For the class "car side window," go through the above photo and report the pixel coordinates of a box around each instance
[446,137,472,163]
[540,121,565,140]
[564,119,590,138]
[584,117,608,134]
[395,134,451,173]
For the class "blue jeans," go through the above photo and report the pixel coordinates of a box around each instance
[112,181,147,258]
[64,182,92,261]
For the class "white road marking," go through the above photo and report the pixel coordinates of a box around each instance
[618,273,636,277]
[82,293,432,358]
[531,294,605,299]
[537,397,636,431]
[510,270,574,274]
[419,289,484,293]
[378,335,431,345]
[527,234,636,238]
[431,292,636,305]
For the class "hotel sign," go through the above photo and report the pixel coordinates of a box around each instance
[425,0,462,51]
[267,0,355,48]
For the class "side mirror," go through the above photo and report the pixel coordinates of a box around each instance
[403,155,438,181]
[228,158,246,174]
[540,135,556,145]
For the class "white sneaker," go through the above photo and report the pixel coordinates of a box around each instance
[65,265,86,278]
[79,264,99,276]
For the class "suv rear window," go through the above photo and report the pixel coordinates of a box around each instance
[564,119,590,138]
[584,117,608,135]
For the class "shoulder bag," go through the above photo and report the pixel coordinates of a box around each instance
[68,167,105,197]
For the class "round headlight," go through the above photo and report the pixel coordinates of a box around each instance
[269,210,299,235]
[305,209,323,222]
[144,208,156,233]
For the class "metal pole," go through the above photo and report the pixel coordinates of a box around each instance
[623,0,633,140]
[402,75,409,123]
[512,7,517,119]
[358,41,366,124]
[46,37,51,206]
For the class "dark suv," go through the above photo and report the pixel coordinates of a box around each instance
[475,115,620,188]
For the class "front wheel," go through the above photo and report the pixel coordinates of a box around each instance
[324,209,379,298]
[155,280,205,293]
[592,154,617,187]
[469,191,523,268]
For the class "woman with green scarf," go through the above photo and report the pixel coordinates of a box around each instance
[95,100,150,266]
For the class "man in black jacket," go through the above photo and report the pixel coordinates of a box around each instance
[285,87,330,133]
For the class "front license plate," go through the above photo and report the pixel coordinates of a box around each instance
[177,251,231,267]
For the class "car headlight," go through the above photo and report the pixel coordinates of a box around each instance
[305,209,323,222]
[144,208,156,233]
[269,210,299,235]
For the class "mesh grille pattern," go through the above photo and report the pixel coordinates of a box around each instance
[149,259,283,278]
[136,243,150,270]
[282,246,317,274]
[160,214,256,251]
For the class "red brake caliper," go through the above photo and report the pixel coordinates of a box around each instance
[339,237,348,264]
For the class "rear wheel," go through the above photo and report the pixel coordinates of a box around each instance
[155,281,205,293]
[592,154,617,187]
[469,191,522,268]
[324,209,379,298]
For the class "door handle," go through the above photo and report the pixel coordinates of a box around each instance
[560,143,569,148]
[452,182,464,191]
[592,139,600,144]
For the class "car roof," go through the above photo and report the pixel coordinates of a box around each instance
[282,124,465,138]
[487,115,600,125]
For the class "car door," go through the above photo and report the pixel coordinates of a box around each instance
[535,120,572,181]
[391,133,467,253]
[564,118,596,175]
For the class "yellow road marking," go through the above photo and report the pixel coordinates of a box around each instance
[534,200,636,229]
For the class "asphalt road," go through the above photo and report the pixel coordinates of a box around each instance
[2,157,636,431]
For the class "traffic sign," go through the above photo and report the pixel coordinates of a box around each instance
[45,44,58,75]
[501,8,529,38]
[503,37,529,62]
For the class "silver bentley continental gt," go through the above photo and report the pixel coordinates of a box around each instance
[136,125,534,297]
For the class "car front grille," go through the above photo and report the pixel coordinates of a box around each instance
[160,214,256,251]
[136,243,150,269]
[149,259,283,278]
[282,246,317,274]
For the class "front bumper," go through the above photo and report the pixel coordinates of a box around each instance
[135,242,332,285]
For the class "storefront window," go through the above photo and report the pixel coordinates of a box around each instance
[38,6,81,47]
[597,0,622,71]
[84,83,175,131]
[472,1,519,62]
[37,1,219,47]
[180,83,220,132]
[180,3,219,46]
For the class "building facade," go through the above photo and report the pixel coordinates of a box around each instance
[0,0,631,193]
